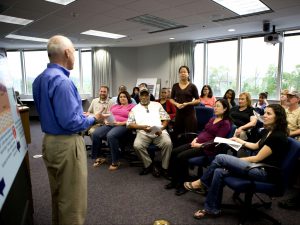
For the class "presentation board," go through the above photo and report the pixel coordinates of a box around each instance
[136,78,161,99]
[0,51,28,211]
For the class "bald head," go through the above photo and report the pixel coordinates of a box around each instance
[47,35,75,70]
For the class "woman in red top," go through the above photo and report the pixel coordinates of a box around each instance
[157,87,176,120]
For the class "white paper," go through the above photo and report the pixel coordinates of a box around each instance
[149,125,162,135]
[103,113,115,124]
[214,137,242,151]
[253,110,264,123]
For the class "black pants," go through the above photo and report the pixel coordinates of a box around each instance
[168,143,207,186]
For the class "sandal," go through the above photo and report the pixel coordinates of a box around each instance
[108,162,120,171]
[184,182,207,195]
[93,158,106,167]
[193,209,220,220]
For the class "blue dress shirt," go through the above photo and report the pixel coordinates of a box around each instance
[33,63,95,135]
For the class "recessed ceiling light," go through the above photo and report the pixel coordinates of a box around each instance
[228,28,235,32]
[212,0,271,16]
[5,34,48,42]
[169,37,175,40]
[0,15,33,25]
[45,0,76,5]
[81,30,126,39]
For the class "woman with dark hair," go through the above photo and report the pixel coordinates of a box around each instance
[91,91,135,170]
[199,85,216,108]
[184,104,289,219]
[223,89,236,108]
[253,92,269,115]
[131,87,139,99]
[165,99,232,195]
[170,66,200,137]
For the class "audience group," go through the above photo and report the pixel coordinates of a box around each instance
[87,65,300,219]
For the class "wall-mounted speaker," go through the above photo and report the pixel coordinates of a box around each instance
[263,20,270,32]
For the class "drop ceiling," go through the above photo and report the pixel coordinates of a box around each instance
[1,0,300,49]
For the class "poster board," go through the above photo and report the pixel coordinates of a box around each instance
[0,51,28,211]
[136,78,161,99]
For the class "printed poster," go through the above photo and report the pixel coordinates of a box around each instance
[0,51,28,211]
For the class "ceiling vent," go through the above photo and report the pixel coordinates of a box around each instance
[127,14,187,33]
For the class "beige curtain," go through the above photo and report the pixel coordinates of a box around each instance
[169,41,195,87]
[92,48,112,97]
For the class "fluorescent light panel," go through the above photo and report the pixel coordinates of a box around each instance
[212,0,270,15]
[0,15,33,25]
[81,30,126,39]
[45,0,76,5]
[5,34,48,43]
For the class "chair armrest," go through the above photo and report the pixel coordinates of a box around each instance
[177,132,198,139]
[245,163,281,173]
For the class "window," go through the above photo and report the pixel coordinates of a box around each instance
[6,51,23,93]
[81,50,92,94]
[194,43,204,92]
[282,35,300,91]
[241,37,279,99]
[207,40,238,96]
[6,49,92,95]
[24,50,49,94]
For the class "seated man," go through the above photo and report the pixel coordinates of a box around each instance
[85,85,114,135]
[127,87,172,177]
[286,90,300,140]
[111,85,137,105]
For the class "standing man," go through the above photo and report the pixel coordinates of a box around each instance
[32,35,102,225]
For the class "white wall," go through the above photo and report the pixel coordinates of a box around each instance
[110,43,170,96]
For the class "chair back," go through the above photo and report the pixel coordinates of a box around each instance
[226,124,236,138]
[280,137,300,190]
[194,106,214,132]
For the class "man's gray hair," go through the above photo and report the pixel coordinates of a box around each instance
[47,35,73,58]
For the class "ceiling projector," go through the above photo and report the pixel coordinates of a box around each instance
[264,33,283,45]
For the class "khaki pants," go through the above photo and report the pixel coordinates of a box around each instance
[42,134,87,225]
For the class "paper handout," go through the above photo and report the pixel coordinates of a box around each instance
[149,125,162,135]
[253,110,264,123]
[214,137,242,151]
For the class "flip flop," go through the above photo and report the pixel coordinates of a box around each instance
[193,209,220,220]
[108,162,121,171]
[93,158,106,167]
[184,182,207,195]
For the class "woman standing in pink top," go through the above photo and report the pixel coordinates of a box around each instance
[199,85,216,108]
[91,91,135,170]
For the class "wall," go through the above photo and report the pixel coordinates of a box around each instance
[110,43,170,96]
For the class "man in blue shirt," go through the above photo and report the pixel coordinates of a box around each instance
[32,35,102,225]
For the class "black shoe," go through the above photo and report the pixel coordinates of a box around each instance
[152,165,160,177]
[161,169,172,180]
[175,186,188,196]
[164,182,177,190]
[139,165,152,175]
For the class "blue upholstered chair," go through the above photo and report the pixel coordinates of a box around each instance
[194,106,215,132]
[223,137,300,225]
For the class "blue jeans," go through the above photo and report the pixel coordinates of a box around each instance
[200,154,268,214]
[91,125,112,159]
[106,125,128,163]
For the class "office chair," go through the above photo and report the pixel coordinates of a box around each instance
[194,106,215,132]
[223,137,300,225]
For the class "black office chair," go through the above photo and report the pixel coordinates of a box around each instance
[223,137,300,225]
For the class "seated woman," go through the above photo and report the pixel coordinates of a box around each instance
[223,89,236,108]
[253,92,269,115]
[230,92,257,141]
[199,85,216,108]
[184,104,288,219]
[165,99,231,195]
[157,87,176,120]
[91,91,135,170]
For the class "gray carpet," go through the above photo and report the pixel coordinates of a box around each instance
[28,120,300,225]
